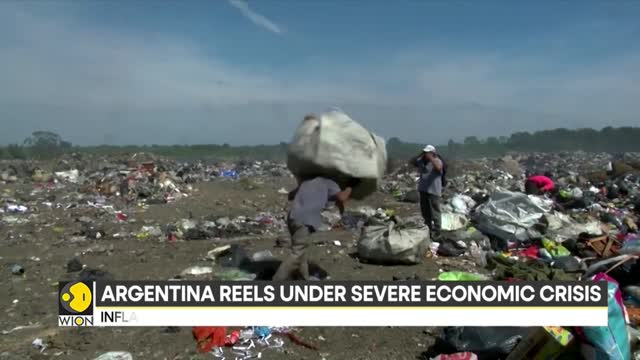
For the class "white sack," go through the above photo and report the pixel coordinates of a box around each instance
[358,222,429,264]
[287,110,387,199]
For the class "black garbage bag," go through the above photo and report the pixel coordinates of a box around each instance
[218,244,251,268]
[242,259,329,281]
[604,259,640,288]
[437,238,466,257]
[66,258,83,273]
[440,229,490,250]
[183,227,211,240]
[75,268,114,282]
[601,213,627,232]
[402,190,420,204]
[551,256,586,273]
[426,327,531,360]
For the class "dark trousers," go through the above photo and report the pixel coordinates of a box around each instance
[524,180,542,195]
[420,191,441,234]
[272,221,314,281]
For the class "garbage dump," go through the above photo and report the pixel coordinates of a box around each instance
[2,149,640,359]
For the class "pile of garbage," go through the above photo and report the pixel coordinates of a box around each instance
[375,152,640,359]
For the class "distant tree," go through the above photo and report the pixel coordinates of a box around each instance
[463,136,480,146]
[23,131,71,158]
[7,144,26,159]
[508,131,532,150]
[486,136,499,146]
[387,137,402,147]
[446,139,457,158]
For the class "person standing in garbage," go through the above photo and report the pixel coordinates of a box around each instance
[272,176,356,281]
[411,145,443,237]
[524,172,555,195]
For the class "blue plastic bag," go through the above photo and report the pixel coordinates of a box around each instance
[580,274,630,360]
[253,326,271,338]
[220,170,238,178]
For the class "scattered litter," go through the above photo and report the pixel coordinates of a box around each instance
[93,352,133,360]
[10,264,24,275]
[251,250,275,262]
[1,323,41,335]
[181,266,213,276]
[31,338,46,353]
[5,204,28,213]
[207,245,232,261]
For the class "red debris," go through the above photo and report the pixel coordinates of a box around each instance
[192,326,227,353]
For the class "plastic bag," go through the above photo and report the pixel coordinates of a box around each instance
[551,256,586,273]
[55,169,80,183]
[578,273,630,360]
[438,272,488,281]
[430,353,478,360]
[541,238,571,258]
[357,221,429,265]
[451,194,476,215]
[439,327,531,358]
[94,352,133,360]
[192,326,228,353]
[441,212,469,231]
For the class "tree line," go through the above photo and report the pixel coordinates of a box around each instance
[2,127,640,161]
[389,126,640,160]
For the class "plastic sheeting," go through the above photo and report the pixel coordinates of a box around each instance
[473,191,553,243]
[545,212,603,243]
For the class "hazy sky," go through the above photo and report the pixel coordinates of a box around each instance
[1,1,639,146]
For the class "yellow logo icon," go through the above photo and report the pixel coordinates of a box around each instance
[60,282,92,314]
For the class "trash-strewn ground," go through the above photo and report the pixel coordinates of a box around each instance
[2,151,640,359]
[0,173,450,359]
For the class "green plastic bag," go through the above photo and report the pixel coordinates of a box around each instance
[559,189,572,200]
[438,272,488,281]
[541,238,571,258]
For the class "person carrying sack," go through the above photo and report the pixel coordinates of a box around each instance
[273,176,356,281]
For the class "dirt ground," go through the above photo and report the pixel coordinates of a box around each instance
[0,179,479,360]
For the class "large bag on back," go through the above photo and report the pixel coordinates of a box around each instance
[357,219,429,265]
[287,110,387,199]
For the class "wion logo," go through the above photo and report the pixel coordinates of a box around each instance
[58,281,94,327]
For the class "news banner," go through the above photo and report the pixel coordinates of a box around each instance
[59,281,608,327]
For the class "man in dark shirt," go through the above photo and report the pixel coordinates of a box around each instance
[273,176,354,281]
[411,145,443,237]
